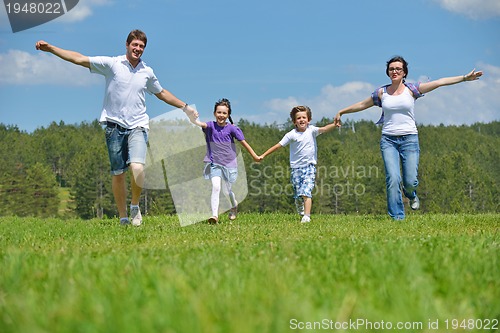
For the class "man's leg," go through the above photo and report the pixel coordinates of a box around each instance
[130,162,144,206]
[128,128,148,226]
[112,173,128,218]
[129,162,144,226]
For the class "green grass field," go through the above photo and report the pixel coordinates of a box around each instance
[1,214,498,333]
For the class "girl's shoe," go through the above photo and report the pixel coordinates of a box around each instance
[228,206,238,220]
[208,216,219,224]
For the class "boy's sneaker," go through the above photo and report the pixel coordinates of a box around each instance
[410,195,420,210]
[130,206,142,226]
[120,217,130,225]
[301,215,311,223]
[208,216,219,225]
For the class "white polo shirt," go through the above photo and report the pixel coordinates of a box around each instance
[89,55,163,129]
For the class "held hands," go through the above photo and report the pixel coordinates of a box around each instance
[183,104,199,119]
[253,155,263,163]
[463,69,483,81]
[333,112,342,127]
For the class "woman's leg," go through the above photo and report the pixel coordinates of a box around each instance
[381,135,405,220]
[400,134,420,202]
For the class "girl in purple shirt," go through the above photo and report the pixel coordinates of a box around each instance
[190,98,261,224]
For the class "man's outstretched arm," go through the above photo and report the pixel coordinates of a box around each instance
[35,40,90,68]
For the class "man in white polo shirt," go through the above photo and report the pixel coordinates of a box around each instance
[35,29,198,226]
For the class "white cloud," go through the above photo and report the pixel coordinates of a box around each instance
[258,64,500,126]
[0,50,99,86]
[253,81,380,126]
[433,0,500,19]
[58,0,114,22]
[416,64,500,125]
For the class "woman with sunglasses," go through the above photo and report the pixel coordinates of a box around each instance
[333,56,482,220]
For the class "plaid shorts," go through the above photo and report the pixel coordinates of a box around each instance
[290,164,316,199]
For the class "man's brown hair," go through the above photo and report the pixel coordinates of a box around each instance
[126,29,147,47]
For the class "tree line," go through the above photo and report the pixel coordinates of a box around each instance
[1,119,498,219]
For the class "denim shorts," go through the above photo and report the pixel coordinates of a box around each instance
[105,125,149,175]
[203,163,238,183]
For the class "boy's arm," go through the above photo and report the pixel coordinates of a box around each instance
[239,140,261,162]
[318,122,337,134]
[260,143,282,160]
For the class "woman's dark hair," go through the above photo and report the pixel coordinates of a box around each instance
[386,55,408,81]
[214,98,233,124]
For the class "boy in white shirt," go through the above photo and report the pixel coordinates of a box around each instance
[260,106,336,223]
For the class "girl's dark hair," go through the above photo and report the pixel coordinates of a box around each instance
[214,98,233,124]
[126,29,147,47]
[290,105,312,122]
[386,55,408,81]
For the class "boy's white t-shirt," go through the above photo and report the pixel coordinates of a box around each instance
[279,125,321,169]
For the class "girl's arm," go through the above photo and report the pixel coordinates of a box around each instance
[187,116,207,129]
[418,69,483,94]
[333,96,374,127]
[259,143,282,160]
[239,140,261,162]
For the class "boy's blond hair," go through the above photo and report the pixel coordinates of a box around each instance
[290,105,312,122]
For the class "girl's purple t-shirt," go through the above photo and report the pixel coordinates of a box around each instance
[202,121,245,168]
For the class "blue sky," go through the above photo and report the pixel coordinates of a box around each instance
[1,0,499,132]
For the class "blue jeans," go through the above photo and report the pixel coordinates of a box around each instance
[380,134,420,220]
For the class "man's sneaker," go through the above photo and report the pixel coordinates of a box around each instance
[410,195,420,210]
[301,215,311,223]
[228,206,237,220]
[130,206,142,226]
[120,217,130,225]
[208,216,219,225]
